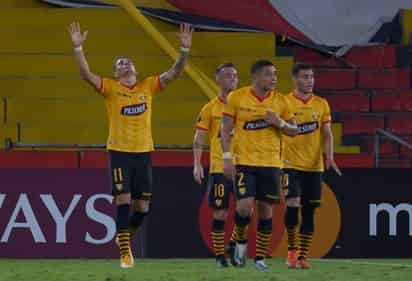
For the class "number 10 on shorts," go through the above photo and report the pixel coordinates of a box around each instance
[214,184,225,198]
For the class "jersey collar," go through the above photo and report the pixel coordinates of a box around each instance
[293,91,313,105]
[119,80,137,90]
[250,88,272,102]
[218,96,226,104]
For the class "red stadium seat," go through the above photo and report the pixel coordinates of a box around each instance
[399,137,412,158]
[316,69,357,90]
[294,46,344,67]
[371,92,401,112]
[343,115,385,135]
[400,92,412,111]
[361,139,398,155]
[294,46,397,68]
[378,158,412,168]
[345,46,397,68]
[335,153,374,168]
[325,91,369,112]
[386,114,412,135]
[358,69,410,89]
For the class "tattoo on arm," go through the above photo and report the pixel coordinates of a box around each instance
[173,51,189,74]
[160,50,189,86]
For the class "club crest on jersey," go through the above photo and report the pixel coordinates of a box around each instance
[116,92,132,98]
[312,112,319,120]
[243,119,270,130]
[215,199,222,207]
[239,107,256,113]
[297,121,319,135]
[139,95,147,101]
[121,103,147,116]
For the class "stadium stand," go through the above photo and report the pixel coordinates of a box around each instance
[2,0,412,168]
[0,4,280,149]
[296,46,412,166]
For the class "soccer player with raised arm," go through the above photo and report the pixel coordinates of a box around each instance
[283,63,341,269]
[68,22,193,268]
[221,60,298,271]
[193,63,238,267]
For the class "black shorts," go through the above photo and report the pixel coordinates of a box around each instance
[108,150,152,200]
[234,165,281,204]
[207,173,233,209]
[282,169,322,207]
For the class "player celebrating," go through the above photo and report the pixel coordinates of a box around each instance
[282,63,341,269]
[193,63,238,268]
[221,60,298,271]
[68,22,193,268]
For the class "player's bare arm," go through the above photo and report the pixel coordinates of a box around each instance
[68,22,101,90]
[159,23,193,88]
[264,110,298,136]
[193,129,206,184]
[323,122,342,176]
[221,115,235,179]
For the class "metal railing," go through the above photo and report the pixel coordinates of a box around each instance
[5,138,195,151]
[374,128,412,168]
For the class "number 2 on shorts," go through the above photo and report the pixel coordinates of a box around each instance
[237,172,245,187]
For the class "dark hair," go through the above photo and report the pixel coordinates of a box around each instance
[291,63,313,77]
[216,63,236,75]
[251,60,274,75]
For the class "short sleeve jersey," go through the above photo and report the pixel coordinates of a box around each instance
[99,76,163,152]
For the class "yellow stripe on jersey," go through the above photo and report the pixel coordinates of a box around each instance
[99,76,163,153]
[195,96,232,174]
[224,86,293,168]
[282,92,331,172]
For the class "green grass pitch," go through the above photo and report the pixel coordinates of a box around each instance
[0,259,411,281]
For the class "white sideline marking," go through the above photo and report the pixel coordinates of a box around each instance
[310,259,412,268]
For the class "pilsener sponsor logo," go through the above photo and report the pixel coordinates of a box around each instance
[297,121,318,135]
[243,119,270,130]
[121,103,147,116]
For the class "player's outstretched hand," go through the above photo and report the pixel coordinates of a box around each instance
[178,23,193,49]
[326,157,342,176]
[68,22,88,48]
[193,163,204,184]
[223,159,236,180]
